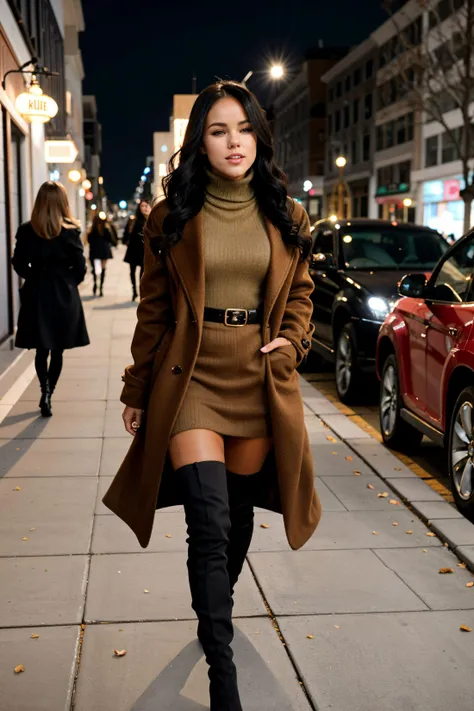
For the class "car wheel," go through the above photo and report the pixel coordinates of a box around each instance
[335,323,360,403]
[448,387,474,522]
[379,354,423,451]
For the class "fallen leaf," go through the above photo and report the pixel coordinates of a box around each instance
[426,532,437,537]
[15,448,20,451]
[354,470,361,476]
[306,634,314,639]
[144,589,150,594]
[326,436,337,443]
[389,500,400,505]
[13,486,22,491]
[334,625,340,629]
[332,451,337,455]
[406,530,413,535]
[460,625,472,632]
[165,534,172,538]
[444,542,449,547]
[466,582,474,588]
[22,537,28,541]
[114,649,127,657]
[394,467,402,471]
[14,665,24,674]
[30,634,39,639]
[423,549,428,553]
[458,562,467,569]
[367,484,375,490]
[439,568,453,574]
[30,528,35,532]
[260,524,270,529]
[117,570,121,574]
[377,492,389,498]
[392,522,399,526]
[372,531,379,535]
[345,456,353,462]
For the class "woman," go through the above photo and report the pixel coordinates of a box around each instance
[123,199,151,300]
[12,181,89,417]
[103,81,321,709]
[87,214,114,297]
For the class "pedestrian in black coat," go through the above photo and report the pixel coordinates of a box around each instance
[123,200,151,300]
[87,215,114,296]
[11,181,90,417]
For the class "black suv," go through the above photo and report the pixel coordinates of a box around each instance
[309,218,448,403]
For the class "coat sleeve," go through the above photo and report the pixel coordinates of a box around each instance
[68,230,88,285]
[120,204,173,410]
[11,226,31,279]
[278,205,315,365]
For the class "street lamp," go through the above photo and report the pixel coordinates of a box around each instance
[402,197,413,222]
[242,64,285,85]
[331,156,352,219]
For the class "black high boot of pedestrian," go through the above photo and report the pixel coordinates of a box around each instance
[176,460,243,711]
[99,269,106,297]
[92,268,97,296]
[226,469,255,600]
[39,377,52,417]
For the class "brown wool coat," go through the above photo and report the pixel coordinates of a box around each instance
[102,199,322,550]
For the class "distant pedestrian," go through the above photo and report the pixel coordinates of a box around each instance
[123,200,151,300]
[87,214,114,296]
[104,81,321,710]
[12,181,89,417]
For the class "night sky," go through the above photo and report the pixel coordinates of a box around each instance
[80,0,387,202]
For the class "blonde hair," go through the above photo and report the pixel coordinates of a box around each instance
[31,181,81,240]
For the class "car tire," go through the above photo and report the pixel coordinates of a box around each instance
[448,387,474,522]
[379,354,423,452]
[335,323,360,403]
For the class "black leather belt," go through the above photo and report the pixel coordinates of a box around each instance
[203,307,261,327]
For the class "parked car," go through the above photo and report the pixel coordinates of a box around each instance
[309,218,448,402]
[376,230,474,520]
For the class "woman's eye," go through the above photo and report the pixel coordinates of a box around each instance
[211,130,225,136]
[241,127,253,133]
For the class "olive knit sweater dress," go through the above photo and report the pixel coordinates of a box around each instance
[171,169,271,438]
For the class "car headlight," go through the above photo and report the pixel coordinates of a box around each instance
[367,296,396,320]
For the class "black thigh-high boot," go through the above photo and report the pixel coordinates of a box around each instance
[176,461,242,711]
[35,348,52,417]
[226,470,255,600]
[91,263,97,296]
[130,265,137,300]
[99,268,106,297]
[48,349,64,399]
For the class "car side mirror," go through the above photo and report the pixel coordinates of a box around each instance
[311,252,336,269]
[398,273,427,298]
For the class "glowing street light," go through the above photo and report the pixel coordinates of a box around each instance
[82,179,92,190]
[403,197,413,207]
[335,156,347,169]
[67,169,82,183]
[119,200,127,209]
[270,64,284,79]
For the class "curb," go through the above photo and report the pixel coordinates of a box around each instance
[299,377,474,574]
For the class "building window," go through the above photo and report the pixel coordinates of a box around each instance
[425,135,439,167]
[344,105,350,128]
[329,86,334,102]
[376,125,384,151]
[407,112,414,141]
[328,114,333,134]
[351,138,359,165]
[386,122,394,148]
[442,128,461,163]
[353,67,361,86]
[336,81,342,98]
[399,161,411,185]
[353,99,359,124]
[364,93,372,119]
[335,110,341,132]
[396,115,406,144]
[365,59,374,79]
[363,133,371,162]
[345,75,351,92]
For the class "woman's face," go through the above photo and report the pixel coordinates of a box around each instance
[140,202,151,216]
[202,97,257,181]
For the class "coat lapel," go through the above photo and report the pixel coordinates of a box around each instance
[169,212,205,323]
[263,218,295,325]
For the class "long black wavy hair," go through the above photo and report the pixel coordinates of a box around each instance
[158,80,311,260]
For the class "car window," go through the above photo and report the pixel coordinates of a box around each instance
[313,228,334,255]
[430,236,474,303]
[340,226,448,270]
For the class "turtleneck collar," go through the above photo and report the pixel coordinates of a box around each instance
[205,168,255,207]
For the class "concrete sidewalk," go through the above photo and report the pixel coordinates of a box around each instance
[1,249,474,711]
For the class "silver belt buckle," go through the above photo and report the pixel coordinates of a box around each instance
[224,308,248,327]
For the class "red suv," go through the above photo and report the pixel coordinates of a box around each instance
[376,231,474,520]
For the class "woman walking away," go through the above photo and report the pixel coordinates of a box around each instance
[12,181,89,417]
[123,199,151,300]
[103,81,321,710]
[87,214,114,296]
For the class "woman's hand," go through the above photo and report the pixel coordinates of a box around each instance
[260,337,291,354]
[122,406,144,436]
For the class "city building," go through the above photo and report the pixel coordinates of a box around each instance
[322,39,378,219]
[82,95,101,200]
[152,94,197,201]
[272,46,347,221]
[0,0,86,345]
